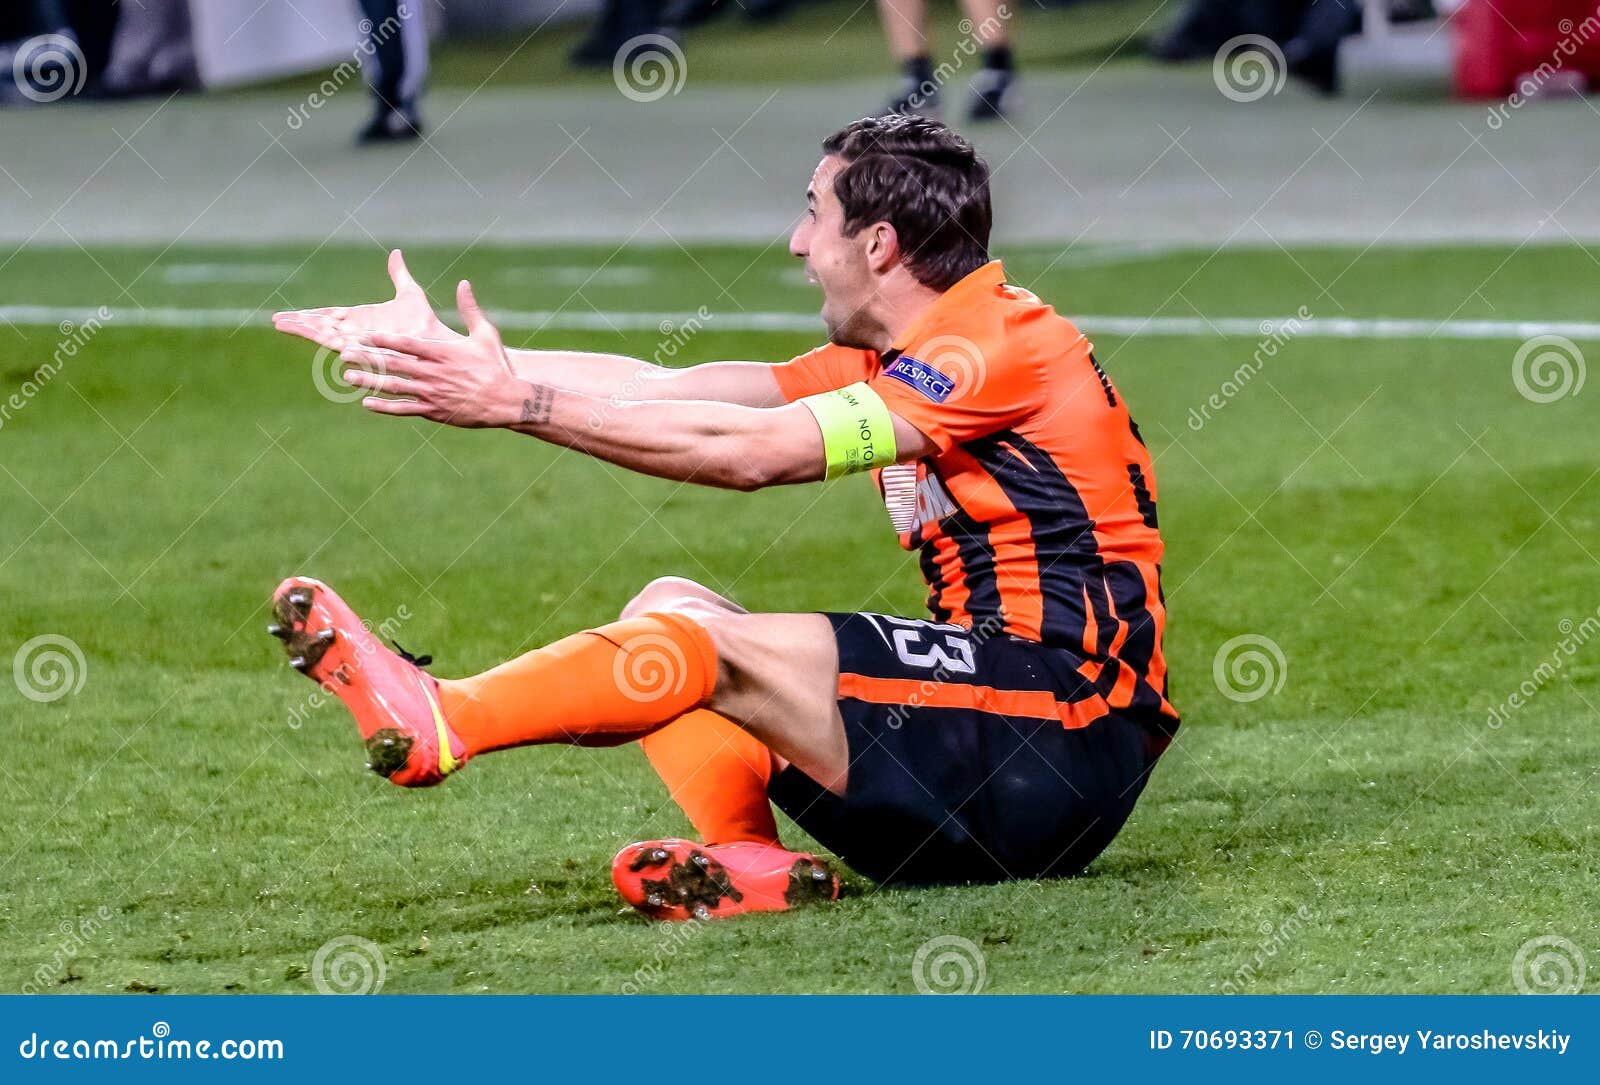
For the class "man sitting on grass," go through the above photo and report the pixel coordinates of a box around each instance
[271,114,1178,920]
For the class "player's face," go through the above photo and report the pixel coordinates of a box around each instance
[790,156,876,348]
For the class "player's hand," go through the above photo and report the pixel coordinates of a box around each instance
[271,249,457,351]
[342,280,524,429]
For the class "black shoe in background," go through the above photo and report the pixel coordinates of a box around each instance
[967,68,1016,122]
[886,74,939,117]
[357,103,423,145]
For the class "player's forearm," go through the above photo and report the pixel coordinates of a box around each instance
[506,349,784,408]
[506,349,656,399]
[502,380,812,491]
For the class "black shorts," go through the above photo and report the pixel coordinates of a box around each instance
[767,612,1170,886]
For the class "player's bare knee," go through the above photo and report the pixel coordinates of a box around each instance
[620,575,727,620]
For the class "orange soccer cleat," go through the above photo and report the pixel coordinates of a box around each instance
[268,576,467,787]
[612,838,840,921]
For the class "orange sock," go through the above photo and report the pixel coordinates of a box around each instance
[641,709,780,846]
[435,612,717,755]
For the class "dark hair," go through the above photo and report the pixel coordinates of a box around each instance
[821,115,992,291]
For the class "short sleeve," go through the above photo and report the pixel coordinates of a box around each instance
[771,344,877,402]
[867,337,1044,452]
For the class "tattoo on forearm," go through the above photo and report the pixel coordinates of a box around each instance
[521,383,555,426]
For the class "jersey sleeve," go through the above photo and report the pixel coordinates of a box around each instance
[866,337,1045,452]
[770,344,878,402]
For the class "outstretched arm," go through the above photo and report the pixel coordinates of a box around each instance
[274,251,786,408]
[342,282,933,491]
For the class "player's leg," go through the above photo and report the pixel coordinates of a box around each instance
[957,0,1017,121]
[608,600,849,920]
[355,0,427,143]
[270,574,843,781]
[617,577,783,848]
[877,0,937,115]
[269,574,845,919]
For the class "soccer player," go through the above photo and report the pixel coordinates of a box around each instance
[271,115,1177,921]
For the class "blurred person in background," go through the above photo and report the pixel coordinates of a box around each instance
[356,0,429,143]
[99,0,195,98]
[1,0,87,104]
[571,0,795,68]
[571,0,662,67]
[1149,0,1409,94]
[879,0,1017,121]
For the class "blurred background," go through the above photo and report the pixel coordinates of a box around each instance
[2,0,1598,250]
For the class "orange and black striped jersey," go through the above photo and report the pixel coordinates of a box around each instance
[773,261,1177,729]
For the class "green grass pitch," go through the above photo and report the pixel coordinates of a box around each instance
[1,240,1597,993]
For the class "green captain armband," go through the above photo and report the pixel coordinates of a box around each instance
[798,382,899,480]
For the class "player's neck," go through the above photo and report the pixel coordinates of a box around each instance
[871,276,945,353]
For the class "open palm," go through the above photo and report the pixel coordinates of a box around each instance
[272,249,457,351]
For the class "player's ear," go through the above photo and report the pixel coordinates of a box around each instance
[863,221,901,274]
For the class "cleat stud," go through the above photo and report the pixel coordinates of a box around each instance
[316,629,336,644]
[267,622,285,638]
[649,848,669,862]
[288,656,307,670]
[691,854,710,868]
[813,868,829,881]
[692,904,712,921]
[645,893,665,908]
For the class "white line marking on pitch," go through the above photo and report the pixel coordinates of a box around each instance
[2,305,1597,341]
[159,264,299,284]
